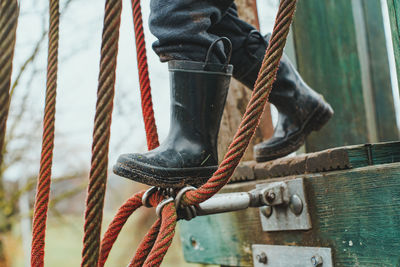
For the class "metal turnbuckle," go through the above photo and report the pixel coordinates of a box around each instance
[175,178,311,231]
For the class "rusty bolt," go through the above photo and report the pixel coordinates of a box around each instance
[260,206,273,218]
[311,255,323,266]
[256,252,268,264]
[265,190,276,204]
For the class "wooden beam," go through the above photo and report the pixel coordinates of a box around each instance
[180,162,400,266]
[387,0,400,91]
[230,141,400,181]
[218,0,273,162]
[362,0,398,141]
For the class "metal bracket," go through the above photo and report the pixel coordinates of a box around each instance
[252,244,333,267]
[257,178,311,231]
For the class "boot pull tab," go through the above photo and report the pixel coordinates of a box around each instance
[244,30,269,60]
[204,37,232,72]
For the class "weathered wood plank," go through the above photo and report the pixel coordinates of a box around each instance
[180,163,400,266]
[292,0,369,151]
[362,0,398,141]
[230,141,400,181]
[387,0,400,91]
[218,0,273,162]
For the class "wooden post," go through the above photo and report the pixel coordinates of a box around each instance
[387,0,400,91]
[361,0,398,141]
[218,0,273,162]
[292,0,398,152]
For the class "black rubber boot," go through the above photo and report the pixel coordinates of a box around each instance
[208,7,333,162]
[113,60,233,188]
[254,53,334,162]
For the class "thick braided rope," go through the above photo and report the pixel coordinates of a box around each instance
[97,0,296,266]
[131,0,159,150]
[99,190,163,267]
[31,0,60,266]
[98,191,145,267]
[81,0,122,266]
[143,202,177,267]
[129,192,164,267]
[0,0,18,170]
[182,0,297,206]
[129,219,161,267]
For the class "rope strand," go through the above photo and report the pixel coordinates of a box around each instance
[81,0,122,266]
[31,1,60,265]
[131,0,159,150]
[0,0,18,172]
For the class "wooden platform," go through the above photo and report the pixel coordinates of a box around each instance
[230,141,400,183]
[179,142,400,266]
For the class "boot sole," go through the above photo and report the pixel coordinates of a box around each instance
[113,160,217,189]
[255,100,334,162]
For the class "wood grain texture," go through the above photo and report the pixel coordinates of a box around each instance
[387,0,400,91]
[293,0,369,151]
[180,163,400,266]
[218,0,273,163]
[230,141,400,181]
[362,0,398,141]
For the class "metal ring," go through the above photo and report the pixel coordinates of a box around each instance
[142,186,158,208]
[156,197,175,218]
[175,186,196,209]
[204,36,232,70]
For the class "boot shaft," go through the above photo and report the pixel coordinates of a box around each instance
[167,60,232,163]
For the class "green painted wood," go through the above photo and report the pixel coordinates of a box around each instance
[180,163,400,266]
[243,141,400,180]
[292,0,369,152]
[347,141,400,168]
[363,0,398,141]
[293,1,399,150]
[387,0,400,91]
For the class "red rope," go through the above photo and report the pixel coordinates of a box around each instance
[28,0,297,266]
[98,191,145,267]
[100,1,298,266]
[31,0,59,266]
[0,0,18,175]
[131,0,159,150]
[128,219,161,267]
[81,0,122,266]
[182,0,297,207]
[142,202,176,266]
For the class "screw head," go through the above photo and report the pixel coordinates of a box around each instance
[256,252,268,264]
[311,255,323,266]
[260,205,273,218]
[265,190,276,204]
[289,194,303,215]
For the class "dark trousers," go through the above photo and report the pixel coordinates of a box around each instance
[149,1,268,81]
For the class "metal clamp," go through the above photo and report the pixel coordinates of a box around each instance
[252,244,333,267]
[257,178,311,231]
[175,186,197,221]
[156,197,174,217]
[142,186,158,208]
[151,178,310,231]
